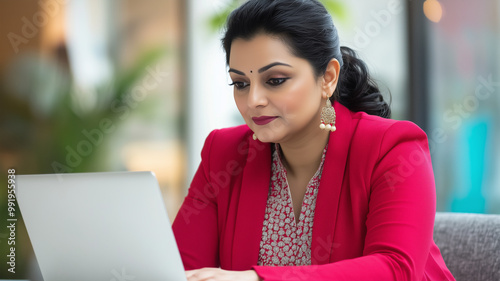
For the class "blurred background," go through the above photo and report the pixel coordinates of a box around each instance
[0,0,499,279]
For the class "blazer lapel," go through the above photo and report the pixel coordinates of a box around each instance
[231,102,355,268]
[231,136,271,270]
[311,101,355,264]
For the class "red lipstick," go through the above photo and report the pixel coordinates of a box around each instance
[252,116,278,125]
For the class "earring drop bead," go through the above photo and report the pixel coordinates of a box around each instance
[319,98,336,132]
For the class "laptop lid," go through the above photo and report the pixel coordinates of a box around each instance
[16,171,187,281]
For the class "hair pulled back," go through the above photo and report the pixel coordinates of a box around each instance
[221,0,391,118]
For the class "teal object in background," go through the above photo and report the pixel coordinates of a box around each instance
[450,117,490,213]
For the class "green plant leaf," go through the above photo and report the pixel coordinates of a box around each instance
[207,0,243,32]
[320,0,349,23]
[207,0,349,32]
[113,47,167,103]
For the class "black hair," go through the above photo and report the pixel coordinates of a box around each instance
[221,0,391,118]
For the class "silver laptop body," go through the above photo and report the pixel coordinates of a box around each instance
[16,171,187,281]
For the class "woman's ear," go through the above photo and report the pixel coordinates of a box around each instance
[321,58,340,99]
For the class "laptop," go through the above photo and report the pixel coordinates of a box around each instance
[16,171,187,281]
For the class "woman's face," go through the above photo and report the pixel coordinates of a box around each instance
[228,33,331,144]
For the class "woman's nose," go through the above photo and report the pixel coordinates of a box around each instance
[247,83,268,108]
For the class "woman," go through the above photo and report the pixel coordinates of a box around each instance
[172,0,455,280]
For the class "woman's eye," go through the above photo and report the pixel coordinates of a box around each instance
[267,77,289,86]
[228,81,249,90]
[229,78,289,90]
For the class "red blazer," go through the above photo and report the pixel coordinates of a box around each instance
[172,101,455,280]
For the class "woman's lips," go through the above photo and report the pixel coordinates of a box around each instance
[252,116,278,125]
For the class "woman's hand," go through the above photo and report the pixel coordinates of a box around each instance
[186,268,262,281]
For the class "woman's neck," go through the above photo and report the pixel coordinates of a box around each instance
[278,126,330,178]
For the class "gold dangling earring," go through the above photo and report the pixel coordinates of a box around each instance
[319,98,336,132]
[252,133,258,140]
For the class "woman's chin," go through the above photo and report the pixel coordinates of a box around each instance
[253,130,283,143]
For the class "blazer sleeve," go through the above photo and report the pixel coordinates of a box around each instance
[252,121,444,281]
[172,129,220,270]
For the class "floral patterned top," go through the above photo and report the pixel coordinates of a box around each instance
[257,142,328,266]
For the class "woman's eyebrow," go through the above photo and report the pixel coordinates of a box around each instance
[228,62,292,76]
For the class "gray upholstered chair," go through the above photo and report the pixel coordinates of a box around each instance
[433,212,500,281]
